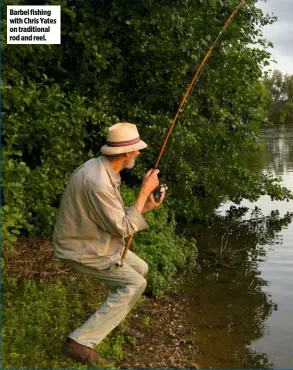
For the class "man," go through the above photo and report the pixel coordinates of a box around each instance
[53,122,166,366]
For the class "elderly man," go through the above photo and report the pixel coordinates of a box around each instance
[53,122,166,366]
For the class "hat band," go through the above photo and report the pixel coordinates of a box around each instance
[107,136,140,147]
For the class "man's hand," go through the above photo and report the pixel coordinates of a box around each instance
[142,184,168,214]
[135,169,161,213]
[141,169,160,196]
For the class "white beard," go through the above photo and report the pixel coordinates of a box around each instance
[125,157,136,169]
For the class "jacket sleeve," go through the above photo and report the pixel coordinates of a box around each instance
[87,185,149,238]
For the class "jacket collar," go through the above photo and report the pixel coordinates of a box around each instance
[100,155,121,188]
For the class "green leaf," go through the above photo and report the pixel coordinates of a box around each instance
[11,229,21,235]
[23,97,31,105]
[6,234,17,243]
[5,218,15,227]
[62,8,76,19]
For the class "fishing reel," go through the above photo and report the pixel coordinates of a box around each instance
[153,183,168,203]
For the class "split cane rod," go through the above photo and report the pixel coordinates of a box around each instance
[121,0,246,264]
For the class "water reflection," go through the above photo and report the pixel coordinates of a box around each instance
[249,125,293,176]
[184,125,293,367]
[184,205,293,368]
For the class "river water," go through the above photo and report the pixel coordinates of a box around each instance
[184,125,293,368]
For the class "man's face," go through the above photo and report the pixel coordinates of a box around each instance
[125,150,140,169]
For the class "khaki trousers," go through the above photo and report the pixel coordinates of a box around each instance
[61,250,148,349]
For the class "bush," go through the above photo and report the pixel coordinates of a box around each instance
[1,0,291,267]
[2,74,108,240]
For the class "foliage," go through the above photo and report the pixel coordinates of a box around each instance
[1,72,115,240]
[2,1,292,249]
[1,154,32,252]
[263,69,293,125]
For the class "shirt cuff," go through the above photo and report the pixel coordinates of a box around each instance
[126,205,149,232]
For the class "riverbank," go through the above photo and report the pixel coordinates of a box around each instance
[2,238,200,368]
[3,127,293,369]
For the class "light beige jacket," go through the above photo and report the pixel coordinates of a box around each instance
[53,156,148,269]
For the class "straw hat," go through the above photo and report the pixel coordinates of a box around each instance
[101,122,148,155]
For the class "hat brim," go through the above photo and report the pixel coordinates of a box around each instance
[100,140,148,155]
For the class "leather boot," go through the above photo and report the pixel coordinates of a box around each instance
[62,337,113,367]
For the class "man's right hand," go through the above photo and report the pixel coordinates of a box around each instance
[141,169,160,196]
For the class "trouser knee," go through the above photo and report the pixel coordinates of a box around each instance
[135,276,147,295]
[141,261,148,278]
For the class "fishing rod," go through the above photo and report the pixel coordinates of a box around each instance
[121,0,246,264]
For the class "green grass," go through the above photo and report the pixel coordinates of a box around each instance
[2,272,125,368]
